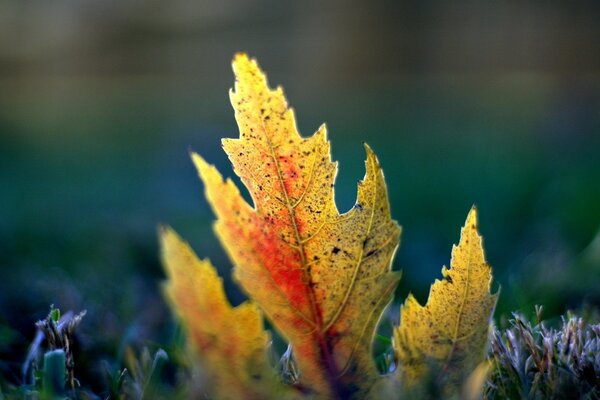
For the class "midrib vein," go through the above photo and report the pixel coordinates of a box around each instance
[259,119,342,397]
[262,124,320,326]
[443,236,473,369]
[324,154,379,331]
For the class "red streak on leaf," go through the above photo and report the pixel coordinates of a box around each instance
[246,216,310,312]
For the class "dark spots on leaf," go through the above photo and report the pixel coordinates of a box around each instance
[445,275,454,284]
[354,203,363,211]
[365,249,377,257]
[251,373,262,381]
[332,247,340,255]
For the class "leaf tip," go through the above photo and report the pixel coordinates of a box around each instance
[362,142,381,173]
[464,205,478,230]
[190,152,215,181]
[316,123,328,141]
[233,51,249,63]
[232,52,256,75]
[158,224,175,248]
[231,52,263,83]
[402,292,420,308]
[189,150,205,166]
[157,224,173,249]
[159,226,184,282]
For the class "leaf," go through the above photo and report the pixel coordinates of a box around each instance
[192,53,401,398]
[160,227,290,400]
[393,207,498,389]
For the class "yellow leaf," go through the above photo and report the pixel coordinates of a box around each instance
[160,227,289,400]
[192,53,401,398]
[393,207,498,389]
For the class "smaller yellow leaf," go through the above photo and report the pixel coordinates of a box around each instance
[394,207,498,389]
[160,226,291,400]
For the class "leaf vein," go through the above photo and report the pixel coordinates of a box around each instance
[324,155,380,332]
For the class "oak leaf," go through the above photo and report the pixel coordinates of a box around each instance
[393,207,498,390]
[191,53,401,399]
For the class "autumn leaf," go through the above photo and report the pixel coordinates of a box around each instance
[393,207,498,390]
[160,227,291,400]
[192,53,401,399]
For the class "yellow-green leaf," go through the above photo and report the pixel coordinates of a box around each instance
[160,227,288,400]
[192,53,401,398]
[393,207,498,389]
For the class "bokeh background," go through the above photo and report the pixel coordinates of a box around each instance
[1,0,599,391]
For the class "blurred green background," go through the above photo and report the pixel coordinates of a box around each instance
[1,0,599,391]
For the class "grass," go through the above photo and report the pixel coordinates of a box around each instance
[2,305,600,399]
